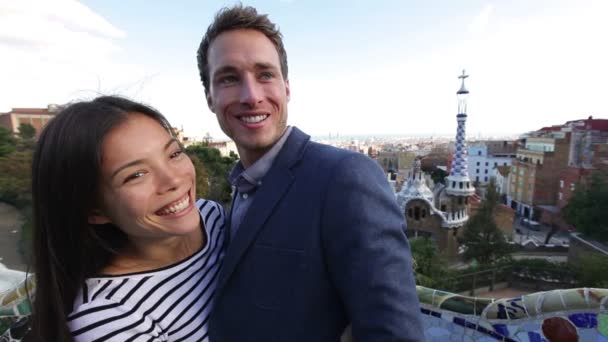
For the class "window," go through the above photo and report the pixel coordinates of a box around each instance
[414,206,420,220]
[476,161,480,166]
[559,180,564,188]
[441,205,447,211]
[476,176,479,182]
[558,192,563,201]
[484,176,488,182]
[476,169,479,174]
[421,209,427,218]
[570,183,576,191]
[459,182,463,189]
[485,169,488,174]
[494,162,498,167]
[485,162,489,166]
[478,151,482,156]
[503,162,507,166]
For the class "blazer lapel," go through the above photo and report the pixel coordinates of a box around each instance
[216,127,310,292]
[217,127,310,291]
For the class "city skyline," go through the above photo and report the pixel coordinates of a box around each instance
[1,0,606,140]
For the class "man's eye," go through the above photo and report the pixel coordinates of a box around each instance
[124,171,145,183]
[218,75,238,85]
[259,72,274,80]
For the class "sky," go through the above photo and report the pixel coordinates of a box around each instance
[1,0,607,140]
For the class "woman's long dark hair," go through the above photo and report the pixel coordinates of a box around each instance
[28,96,174,341]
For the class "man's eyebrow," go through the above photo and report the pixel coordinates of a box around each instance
[254,62,277,71]
[212,63,279,78]
[110,138,179,180]
[212,65,238,78]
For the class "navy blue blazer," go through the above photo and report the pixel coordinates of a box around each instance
[209,127,424,341]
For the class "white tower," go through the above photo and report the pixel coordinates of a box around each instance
[446,70,475,197]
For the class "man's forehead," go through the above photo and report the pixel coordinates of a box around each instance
[208,29,280,70]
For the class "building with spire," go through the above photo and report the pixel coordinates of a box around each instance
[396,71,475,258]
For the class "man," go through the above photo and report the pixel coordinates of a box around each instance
[197,5,425,341]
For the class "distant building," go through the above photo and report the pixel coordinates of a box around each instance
[0,105,61,137]
[507,117,608,226]
[508,131,571,220]
[467,140,517,184]
[492,165,511,197]
[539,117,608,230]
[208,140,238,157]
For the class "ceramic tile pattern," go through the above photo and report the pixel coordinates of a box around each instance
[1,273,607,341]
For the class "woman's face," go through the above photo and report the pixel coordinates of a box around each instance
[89,112,200,243]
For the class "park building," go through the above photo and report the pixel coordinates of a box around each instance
[396,71,475,258]
[0,105,61,138]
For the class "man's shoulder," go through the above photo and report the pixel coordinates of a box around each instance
[305,140,378,167]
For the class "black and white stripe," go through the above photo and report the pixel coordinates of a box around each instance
[68,199,226,342]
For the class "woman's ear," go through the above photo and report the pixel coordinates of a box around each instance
[88,209,112,225]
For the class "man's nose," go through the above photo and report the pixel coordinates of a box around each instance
[239,76,263,107]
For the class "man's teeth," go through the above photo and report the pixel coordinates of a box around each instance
[158,196,190,215]
[241,115,268,123]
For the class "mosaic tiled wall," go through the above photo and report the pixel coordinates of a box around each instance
[1,270,607,341]
[0,274,33,342]
[418,286,608,341]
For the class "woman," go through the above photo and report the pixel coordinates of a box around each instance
[29,96,225,341]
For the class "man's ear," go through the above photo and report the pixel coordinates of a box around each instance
[285,79,291,102]
[88,209,112,225]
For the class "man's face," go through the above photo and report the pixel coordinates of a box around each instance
[206,29,290,166]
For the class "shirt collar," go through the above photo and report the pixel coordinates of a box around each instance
[229,126,293,194]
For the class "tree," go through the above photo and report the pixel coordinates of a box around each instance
[460,178,510,264]
[189,154,210,199]
[185,144,238,204]
[562,171,608,243]
[409,237,449,287]
[17,123,36,140]
[0,126,16,157]
[0,150,33,207]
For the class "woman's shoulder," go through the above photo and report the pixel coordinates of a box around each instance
[196,198,225,216]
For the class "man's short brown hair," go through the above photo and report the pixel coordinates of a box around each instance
[197,5,289,95]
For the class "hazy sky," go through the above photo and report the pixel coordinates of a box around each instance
[1,0,606,139]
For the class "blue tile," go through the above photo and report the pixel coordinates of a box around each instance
[568,313,598,329]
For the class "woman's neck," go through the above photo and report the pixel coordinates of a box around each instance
[103,228,204,275]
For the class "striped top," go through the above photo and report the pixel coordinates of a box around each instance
[67,199,226,342]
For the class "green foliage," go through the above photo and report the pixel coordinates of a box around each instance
[0,126,16,157]
[430,168,447,185]
[185,144,238,204]
[461,178,511,264]
[410,237,450,287]
[0,150,33,208]
[188,154,210,199]
[573,254,608,287]
[17,123,36,140]
[562,171,608,243]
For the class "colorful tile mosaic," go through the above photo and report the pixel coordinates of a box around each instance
[1,269,607,341]
[417,286,608,341]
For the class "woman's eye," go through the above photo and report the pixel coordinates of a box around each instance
[170,149,184,159]
[124,171,145,183]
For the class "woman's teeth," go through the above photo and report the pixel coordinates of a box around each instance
[241,115,268,123]
[158,196,190,215]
